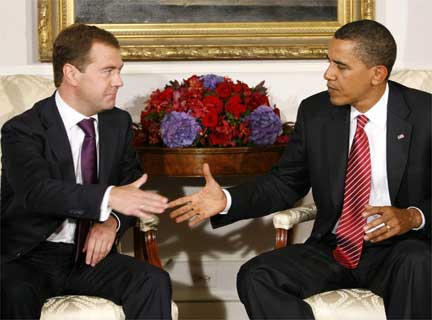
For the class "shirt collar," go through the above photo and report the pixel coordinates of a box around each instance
[55,91,98,130]
[350,83,388,129]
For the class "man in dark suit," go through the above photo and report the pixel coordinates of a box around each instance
[169,20,431,319]
[1,24,172,319]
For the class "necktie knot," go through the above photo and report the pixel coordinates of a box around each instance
[357,115,369,130]
[78,118,96,138]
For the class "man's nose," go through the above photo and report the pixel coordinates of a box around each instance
[323,63,337,81]
[112,72,123,87]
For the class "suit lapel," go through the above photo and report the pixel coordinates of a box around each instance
[41,94,76,182]
[386,82,412,204]
[326,105,351,210]
[98,111,115,184]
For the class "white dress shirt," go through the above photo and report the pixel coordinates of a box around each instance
[47,91,117,243]
[222,84,424,230]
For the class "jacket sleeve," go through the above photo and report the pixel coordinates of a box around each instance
[211,102,311,229]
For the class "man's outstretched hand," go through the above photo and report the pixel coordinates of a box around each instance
[109,174,168,218]
[169,163,227,227]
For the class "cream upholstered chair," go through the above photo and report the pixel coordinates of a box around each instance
[0,74,178,320]
[271,70,432,320]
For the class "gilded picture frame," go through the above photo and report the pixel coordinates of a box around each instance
[38,0,374,61]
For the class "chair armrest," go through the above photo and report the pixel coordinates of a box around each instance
[273,204,317,249]
[133,215,163,268]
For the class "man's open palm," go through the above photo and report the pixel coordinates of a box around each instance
[169,163,227,227]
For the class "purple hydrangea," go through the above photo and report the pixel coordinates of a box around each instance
[247,105,282,145]
[200,74,225,90]
[160,111,201,148]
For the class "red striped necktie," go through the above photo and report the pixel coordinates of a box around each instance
[333,115,371,269]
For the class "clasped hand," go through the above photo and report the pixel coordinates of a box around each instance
[168,164,227,227]
[363,205,422,243]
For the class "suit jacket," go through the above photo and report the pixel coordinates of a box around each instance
[211,81,431,243]
[1,93,143,262]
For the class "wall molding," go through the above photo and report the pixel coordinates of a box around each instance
[0,61,329,76]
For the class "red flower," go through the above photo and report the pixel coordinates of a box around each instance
[202,110,219,128]
[276,135,290,144]
[247,92,270,111]
[226,95,246,119]
[208,120,235,146]
[215,82,233,98]
[138,74,289,147]
[203,95,223,114]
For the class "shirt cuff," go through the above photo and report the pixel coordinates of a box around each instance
[220,189,232,215]
[408,206,425,230]
[110,211,121,232]
[99,186,113,222]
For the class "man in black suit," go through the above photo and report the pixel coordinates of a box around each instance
[1,24,172,319]
[169,20,431,319]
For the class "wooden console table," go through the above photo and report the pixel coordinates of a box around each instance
[135,145,286,177]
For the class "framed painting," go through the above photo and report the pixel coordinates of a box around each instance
[38,0,374,61]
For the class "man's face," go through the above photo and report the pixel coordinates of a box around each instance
[75,42,124,115]
[324,38,377,111]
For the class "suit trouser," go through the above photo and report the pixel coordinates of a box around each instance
[237,237,431,320]
[1,241,172,320]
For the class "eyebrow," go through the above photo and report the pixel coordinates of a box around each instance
[102,63,124,71]
[326,55,349,68]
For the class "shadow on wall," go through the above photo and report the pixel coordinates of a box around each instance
[120,175,276,317]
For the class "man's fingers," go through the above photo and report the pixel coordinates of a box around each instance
[132,173,148,188]
[85,236,95,265]
[170,205,194,220]
[364,215,386,233]
[188,214,206,228]
[362,205,384,218]
[175,211,197,223]
[139,202,167,214]
[168,196,192,209]
[140,191,168,204]
[202,163,214,184]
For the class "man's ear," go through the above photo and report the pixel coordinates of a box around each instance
[62,63,80,86]
[371,65,388,85]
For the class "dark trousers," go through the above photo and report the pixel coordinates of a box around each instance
[237,238,431,320]
[1,241,172,319]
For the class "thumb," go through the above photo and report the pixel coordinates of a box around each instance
[132,173,148,188]
[203,163,214,184]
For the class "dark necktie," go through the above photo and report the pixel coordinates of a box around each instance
[333,115,371,269]
[74,118,97,263]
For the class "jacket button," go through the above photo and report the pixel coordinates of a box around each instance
[70,209,84,216]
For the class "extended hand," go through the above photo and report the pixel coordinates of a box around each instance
[109,174,168,218]
[83,216,117,266]
[363,205,422,243]
[169,163,227,227]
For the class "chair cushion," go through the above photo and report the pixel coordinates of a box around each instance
[304,289,385,320]
[390,70,432,93]
[40,295,125,320]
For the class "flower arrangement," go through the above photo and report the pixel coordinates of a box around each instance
[134,74,292,148]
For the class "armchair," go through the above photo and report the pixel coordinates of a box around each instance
[0,75,178,320]
[273,204,385,320]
